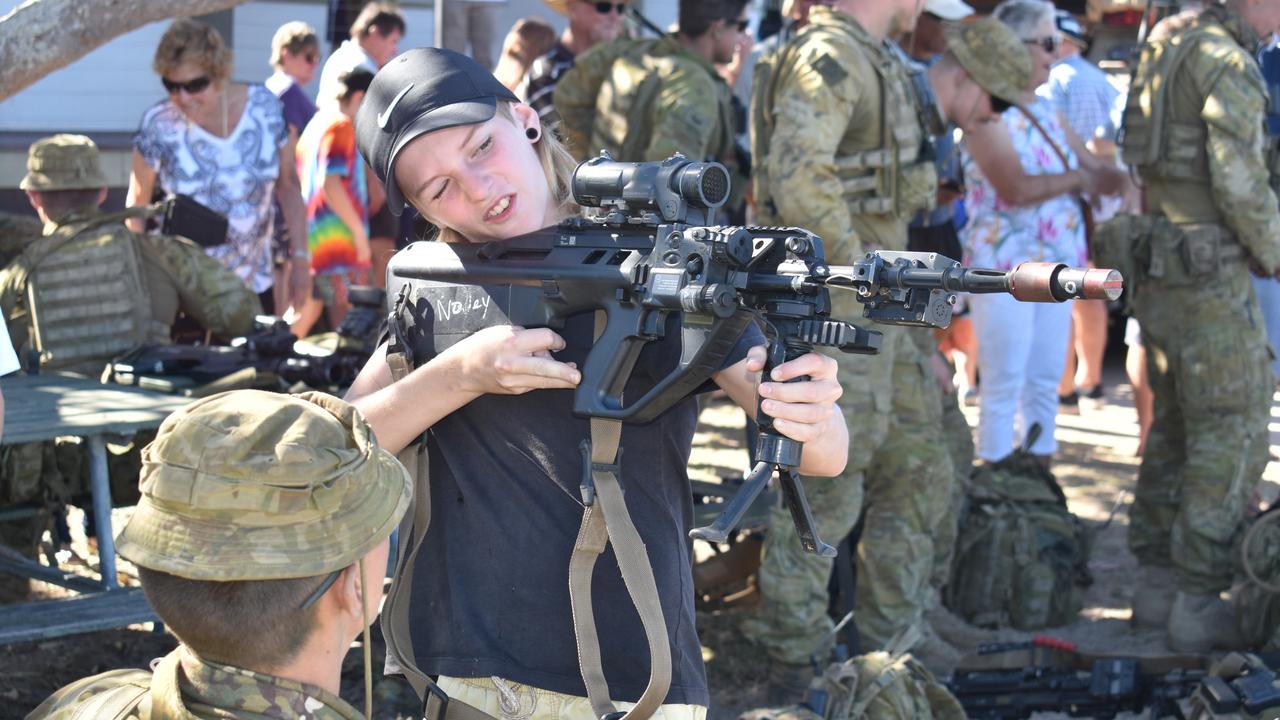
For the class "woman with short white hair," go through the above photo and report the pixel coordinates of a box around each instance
[959,0,1125,464]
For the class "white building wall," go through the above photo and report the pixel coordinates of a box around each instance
[0,0,677,188]
[0,0,679,135]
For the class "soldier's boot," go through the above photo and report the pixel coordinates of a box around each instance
[911,625,962,678]
[1130,564,1178,629]
[925,604,1017,652]
[1166,590,1243,653]
[763,659,814,708]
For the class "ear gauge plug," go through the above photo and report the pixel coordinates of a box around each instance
[526,127,541,141]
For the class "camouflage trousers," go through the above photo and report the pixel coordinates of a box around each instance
[0,437,145,560]
[930,381,975,601]
[743,320,956,664]
[1128,266,1272,594]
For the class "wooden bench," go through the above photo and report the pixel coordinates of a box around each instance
[0,587,157,645]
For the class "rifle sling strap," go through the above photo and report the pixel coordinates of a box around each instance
[568,310,673,719]
[377,339,500,720]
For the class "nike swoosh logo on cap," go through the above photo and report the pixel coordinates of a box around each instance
[377,83,415,129]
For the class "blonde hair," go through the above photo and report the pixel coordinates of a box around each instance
[153,19,233,84]
[270,21,319,69]
[429,103,579,245]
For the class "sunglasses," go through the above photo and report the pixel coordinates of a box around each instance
[304,52,319,64]
[734,19,750,32]
[299,569,342,610]
[162,75,212,95]
[1024,35,1060,54]
[588,1,626,13]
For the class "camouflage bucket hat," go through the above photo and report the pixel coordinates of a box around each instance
[117,390,412,581]
[946,17,1032,106]
[19,134,109,192]
[543,0,630,15]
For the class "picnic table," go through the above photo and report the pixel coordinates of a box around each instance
[0,373,189,643]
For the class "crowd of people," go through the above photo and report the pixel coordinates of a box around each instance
[3,0,1280,718]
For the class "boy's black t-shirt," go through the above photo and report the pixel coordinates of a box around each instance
[407,311,763,706]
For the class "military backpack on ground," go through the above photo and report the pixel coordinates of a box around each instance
[943,426,1092,630]
[741,629,966,720]
[1237,507,1280,651]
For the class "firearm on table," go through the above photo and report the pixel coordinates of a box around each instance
[107,287,385,395]
[386,153,1122,555]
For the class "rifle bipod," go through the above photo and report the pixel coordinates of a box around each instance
[689,340,837,557]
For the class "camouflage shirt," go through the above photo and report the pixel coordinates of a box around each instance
[755,7,935,262]
[553,34,736,165]
[0,208,261,373]
[1133,3,1280,273]
[26,646,362,719]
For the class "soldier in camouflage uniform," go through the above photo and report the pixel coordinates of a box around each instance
[1114,0,1280,653]
[1,134,261,376]
[26,390,413,719]
[0,135,262,600]
[552,0,750,165]
[743,3,1030,694]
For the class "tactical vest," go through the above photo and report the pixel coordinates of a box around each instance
[15,213,163,376]
[753,16,936,226]
[591,37,735,165]
[1121,11,1269,225]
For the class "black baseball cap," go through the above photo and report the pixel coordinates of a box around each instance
[355,48,519,216]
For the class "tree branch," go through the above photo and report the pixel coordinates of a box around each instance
[0,0,253,101]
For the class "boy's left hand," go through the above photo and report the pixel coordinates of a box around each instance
[745,347,842,444]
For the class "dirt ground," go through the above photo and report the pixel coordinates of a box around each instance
[1,363,1276,719]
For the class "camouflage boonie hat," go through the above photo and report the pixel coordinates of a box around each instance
[19,134,109,192]
[543,0,630,15]
[117,390,412,581]
[946,17,1032,106]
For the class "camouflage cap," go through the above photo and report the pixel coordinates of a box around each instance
[117,390,412,581]
[946,17,1032,106]
[19,134,109,192]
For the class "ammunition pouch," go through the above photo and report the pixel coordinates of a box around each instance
[836,150,937,218]
[1093,214,1245,302]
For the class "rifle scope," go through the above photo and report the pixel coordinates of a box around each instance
[571,154,730,221]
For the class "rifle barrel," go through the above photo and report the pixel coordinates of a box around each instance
[824,261,1122,303]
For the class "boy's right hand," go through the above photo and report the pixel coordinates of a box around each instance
[441,325,581,396]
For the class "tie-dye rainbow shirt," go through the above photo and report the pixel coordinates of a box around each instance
[297,108,368,275]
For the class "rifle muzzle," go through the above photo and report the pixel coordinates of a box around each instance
[1008,263,1123,303]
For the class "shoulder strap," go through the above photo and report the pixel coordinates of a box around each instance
[376,301,499,720]
[68,682,149,720]
[1016,105,1073,173]
[568,310,672,719]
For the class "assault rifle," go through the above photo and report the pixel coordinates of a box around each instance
[386,154,1122,555]
[107,286,385,395]
[948,659,1204,719]
[948,644,1280,720]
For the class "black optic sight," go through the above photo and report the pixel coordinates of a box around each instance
[571,152,730,225]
